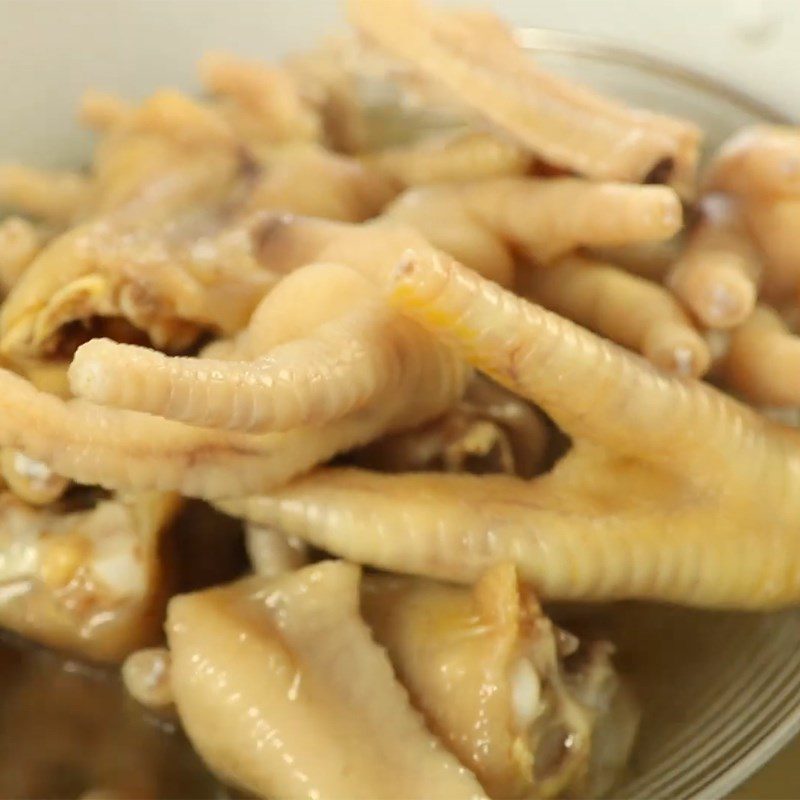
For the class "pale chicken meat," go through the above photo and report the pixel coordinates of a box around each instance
[165,562,635,799]
[0,490,179,661]
[362,564,638,799]
[167,562,487,799]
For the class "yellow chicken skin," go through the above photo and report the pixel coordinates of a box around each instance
[347,0,701,194]
[362,564,638,799]
[0,262,468,500]
[0,490,180,661]
[223,251,800,609]
[166,562,487,800]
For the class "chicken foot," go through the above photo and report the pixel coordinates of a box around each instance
[221,251,800,608]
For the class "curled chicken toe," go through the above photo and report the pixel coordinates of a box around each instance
[0,489,180,661]
[362,564,638,799]
[224,251,800,609]
[385,177,683,283]
[167,562,486,799]
[0,261,467,499]
[667,193,762,329]
[69,262,468,434]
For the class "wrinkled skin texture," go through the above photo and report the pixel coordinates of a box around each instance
[361,564,638,799]
[167,562,486,799]
[0,86,393,361]
[68,223,474,431]
[224,252,800,609]
[69,264,431,433]
[68,179,681,427]
[0,490,180,661]
[0,263,468,499]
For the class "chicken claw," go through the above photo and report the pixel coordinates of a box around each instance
[706,126,800,301]
[667,193,762,329]
[223,252,800,608]
[199,52,322,145]
[69,262,467,434]
[0,164,91,223]
[0,262,467,498]
[365,130,533,187]
[706,124,800,199]
[718,305,800,407]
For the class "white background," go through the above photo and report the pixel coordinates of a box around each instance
[0,0,797,164]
